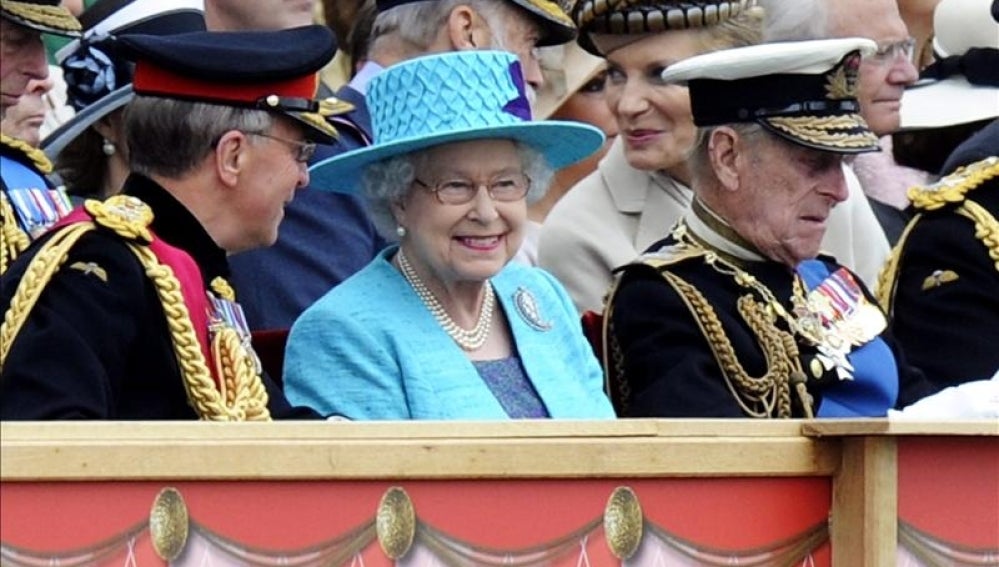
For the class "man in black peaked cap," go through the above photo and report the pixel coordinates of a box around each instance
[1,26,347,420]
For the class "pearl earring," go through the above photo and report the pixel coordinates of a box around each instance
[102,138,116,156]
[396,225,407,238]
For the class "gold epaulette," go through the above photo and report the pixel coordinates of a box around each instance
[908,156,999,211]
[0,133,53,174]
[634,242,708,270]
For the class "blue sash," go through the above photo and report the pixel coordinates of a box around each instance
[797,260,898,417]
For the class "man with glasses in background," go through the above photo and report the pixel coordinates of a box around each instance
[762,0,923,245]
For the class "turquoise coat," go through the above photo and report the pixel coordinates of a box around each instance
[284,247,615,420]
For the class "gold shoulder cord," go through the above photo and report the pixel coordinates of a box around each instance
[0,196,270,421]
[662,272,812,418]
[875,213,923,313]
[957,199,999,274]
[878,157,999,312]
[1,193,32,273]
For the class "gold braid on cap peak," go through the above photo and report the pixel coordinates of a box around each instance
[765,115,880,149]
[0,0,81,31]
[0,195,270,420]
[523,0,575,26]
[908,156,999,211]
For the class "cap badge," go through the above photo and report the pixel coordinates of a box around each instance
[265,94,281,107]
[514,287,552,331]
[825,52,861,100]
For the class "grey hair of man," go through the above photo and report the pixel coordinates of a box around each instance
[758,0,828,42]
[125,95,273,179]
[362,141,554,240]
[687,123,768,188]
[368,0,510,59]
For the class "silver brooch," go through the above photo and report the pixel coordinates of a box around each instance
[514,287,551,331]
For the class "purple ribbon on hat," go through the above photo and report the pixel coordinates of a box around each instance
[502,62,532,121]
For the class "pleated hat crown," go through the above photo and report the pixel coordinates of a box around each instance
[308,50,605,193]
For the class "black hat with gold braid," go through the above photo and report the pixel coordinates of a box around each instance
[572,0,751,54]
[1,0,81,36]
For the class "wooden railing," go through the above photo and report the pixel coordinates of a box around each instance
[1,419,995,566]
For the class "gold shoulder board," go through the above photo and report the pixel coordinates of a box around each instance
[909,156,999,212]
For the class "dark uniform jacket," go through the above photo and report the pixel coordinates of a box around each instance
[606,208,937,419]
[0,174,315,420]
[881,122,999,386]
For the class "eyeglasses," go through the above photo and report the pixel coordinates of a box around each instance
[867,37,916,65]
[247,131,316,163]
[414,172,531,205]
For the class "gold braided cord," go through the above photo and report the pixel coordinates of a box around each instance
[956,199,999,274]
[0,0,82,31]
[874,213,924,313]
[1,223,94,367]
[0,201,270,420]
[662,272,803,418]
[908,156,999,211]
[212,327,270,421]
[1,193,32,274]
[128,243,270,421]
[1,133,54,174]
[765,116,879,149]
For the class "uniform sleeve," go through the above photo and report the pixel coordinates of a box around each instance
[609,270,747,417]
[283,299,409,420]
[1,235,149,419]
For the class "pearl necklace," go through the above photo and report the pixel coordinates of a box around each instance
[397,249,495,351]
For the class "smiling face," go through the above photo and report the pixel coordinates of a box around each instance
[0,19,48,116]
[393,139,528,291]
[594,30,707,176]
[728,133,849,266]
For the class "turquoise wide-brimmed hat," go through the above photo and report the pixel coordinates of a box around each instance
[308,50,606,194]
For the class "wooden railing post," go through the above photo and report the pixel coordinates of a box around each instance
[830,435,897,566]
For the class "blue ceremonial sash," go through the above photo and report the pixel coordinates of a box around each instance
[797,260,898,417]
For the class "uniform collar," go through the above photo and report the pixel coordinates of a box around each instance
[685,198,767,263]
[123,173,229,284]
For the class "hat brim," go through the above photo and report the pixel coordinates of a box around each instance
[41,84,133,159]
[309,121,605,194]
[901,78,999,130]
[509,0,576,46]
[760,113,881,154]
[2,1,81,36]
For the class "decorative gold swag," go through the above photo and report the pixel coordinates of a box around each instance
[0,486,834,566]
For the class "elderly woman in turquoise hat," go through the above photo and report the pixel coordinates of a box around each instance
[284,50,616,420]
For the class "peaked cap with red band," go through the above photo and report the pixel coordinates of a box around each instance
[116,25,349,143]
